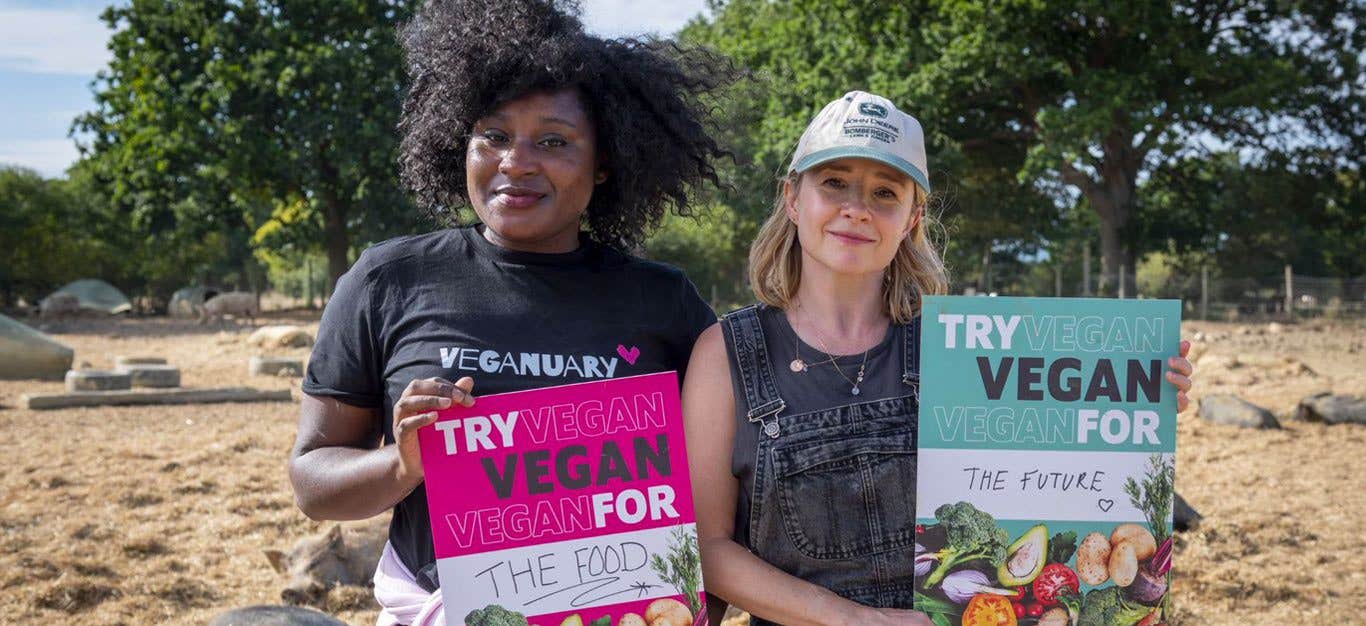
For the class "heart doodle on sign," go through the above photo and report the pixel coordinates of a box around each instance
[617,344,641,365]
[1097,499,1115,512]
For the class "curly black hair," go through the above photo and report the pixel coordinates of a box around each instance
[397,0,741,247]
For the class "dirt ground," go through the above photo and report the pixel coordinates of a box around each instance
[0,314,1362,625]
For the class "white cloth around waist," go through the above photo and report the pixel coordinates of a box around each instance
[374,540,446,626]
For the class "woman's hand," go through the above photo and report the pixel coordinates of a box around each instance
[853,607,936,626]
[393,376,475,486]
[1166,340,1194,412]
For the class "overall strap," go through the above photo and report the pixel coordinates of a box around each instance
[902,313,922,401]
[722,305,786,438]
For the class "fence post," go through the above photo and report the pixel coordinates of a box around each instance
[1200,267,1209,321]
[1055,265,1062,297]
[1083,242,1092,296]
[1285,264,1294,319]
[1119,264,1127,299]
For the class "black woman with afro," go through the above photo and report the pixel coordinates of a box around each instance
[288,1,740,624]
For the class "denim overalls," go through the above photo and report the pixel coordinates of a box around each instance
[722,305,922,625]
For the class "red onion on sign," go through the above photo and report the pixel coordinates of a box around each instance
[940,569,1017,605]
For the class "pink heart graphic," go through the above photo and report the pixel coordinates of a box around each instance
[616,344,641,365]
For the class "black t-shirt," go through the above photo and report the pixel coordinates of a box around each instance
[302,225,716,591]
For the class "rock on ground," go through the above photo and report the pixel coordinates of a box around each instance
[250,356,304,377]
[207,605,347,626]
[1295,392,1366,425]
[248,325,314,349]
[1198,393,1281,429]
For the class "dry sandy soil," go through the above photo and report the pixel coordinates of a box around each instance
[0,314,1362,625]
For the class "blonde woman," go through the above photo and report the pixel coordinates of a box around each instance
[681,91,1193,626]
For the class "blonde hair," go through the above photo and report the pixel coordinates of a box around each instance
[747,172,949,323]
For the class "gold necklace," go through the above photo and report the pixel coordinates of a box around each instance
[791,303,872,396]
[789,327,837,373]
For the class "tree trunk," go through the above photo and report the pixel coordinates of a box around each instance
[318,148,351,290]
[322,191,349,291]
[1096,210,1124,297]
[243,257,264,309]
[981,240,993,293]
[1085,138,1139,297]
[1082,241,1092,296]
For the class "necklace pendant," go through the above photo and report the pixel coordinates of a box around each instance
[851,385,861,396]
[789,359,806,373]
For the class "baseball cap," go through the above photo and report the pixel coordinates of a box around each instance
[788,90,930,192]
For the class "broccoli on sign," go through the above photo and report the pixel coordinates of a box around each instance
[920,502,1011,587]
[465,604,531,626]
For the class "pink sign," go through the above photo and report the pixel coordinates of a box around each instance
[419,372,707,626]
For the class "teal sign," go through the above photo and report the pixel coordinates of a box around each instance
[914,297,1180,624]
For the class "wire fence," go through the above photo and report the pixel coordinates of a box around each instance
[1086,266,1366,320]
[1193,272,1366,320]
[276,262,1366,322]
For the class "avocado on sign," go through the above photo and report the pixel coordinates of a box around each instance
[914,296,1179,625]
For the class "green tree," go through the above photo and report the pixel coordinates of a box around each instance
[680,0,1058,294]
[1140,151,1366,279]
[646,205,752,310]
[76,0,422,291]
[0,164,183,307]
[914,0,1364,294]
[0,167,90,306]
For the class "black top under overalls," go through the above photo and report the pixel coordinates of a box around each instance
[720,304,922,625]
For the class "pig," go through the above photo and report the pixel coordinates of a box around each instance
[200,291,259,324]
[263,519,387,607]
[40,292,81,318]
[207,605,347,626]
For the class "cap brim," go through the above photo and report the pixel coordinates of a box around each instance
[792,146,931,193]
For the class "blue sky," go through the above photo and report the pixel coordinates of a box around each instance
[0,0,710,178]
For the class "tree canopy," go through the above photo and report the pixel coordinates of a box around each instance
[75,0,422,291]
[683,0,1364,296]
[5,0,1361,309]
[910,0,1364,292]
